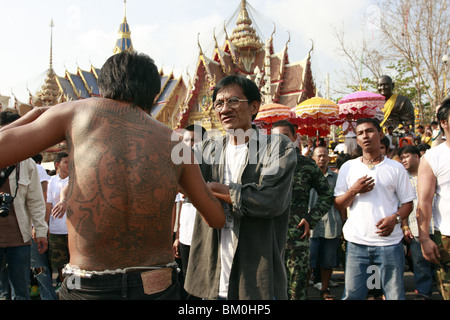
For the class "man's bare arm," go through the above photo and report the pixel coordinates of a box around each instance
[417,157,440,264]
[52,184,69,219]
[0,107,49,134]
[178,159,225,229]
[207,182,232,204]
[0,104,70,168]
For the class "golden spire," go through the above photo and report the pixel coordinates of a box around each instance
[229,0,262,72]
[35,19,60,106]
[113,0,134,54]
[229,0,262,50]
[49,18,54,70]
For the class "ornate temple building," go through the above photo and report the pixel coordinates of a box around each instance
[20,2,186,160]
[9,0,315,141]
[174,0,316,131]
[27,4,186,130]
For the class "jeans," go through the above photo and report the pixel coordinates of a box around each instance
[58,268,180,300]
[410,236,434,299]
[342,241,405,300]
[0,245,31,300]
[30,239,57,300]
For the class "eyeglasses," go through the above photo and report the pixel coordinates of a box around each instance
[213,97,249,111]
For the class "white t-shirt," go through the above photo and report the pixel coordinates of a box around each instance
[334,157,416,246]
[178,200,197,246]
[423,142,450,235]
[219,143,248,298]
[36,164,50,183]
[47,174,69,235]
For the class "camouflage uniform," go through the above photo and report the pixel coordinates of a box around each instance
[433,232,450,300]
[285,151,334,300]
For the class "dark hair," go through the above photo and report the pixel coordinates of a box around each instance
[185,124,207,139]
[336,153,351,169]
[399,145,420,158]
[272,120,295,137]
[417,143,430,153]
[380,136,390,150]
[32,154,43,164]
[98,51,160,112]
[0,111,20,126]
[212,75,261,121]
[356,117,381,132]
[54,152,69,165]
[437,98,450,132]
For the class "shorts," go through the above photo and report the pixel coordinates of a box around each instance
[310,237,339,269]
[49,233,69,270]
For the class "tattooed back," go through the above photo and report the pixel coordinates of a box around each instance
[65,98,181,271]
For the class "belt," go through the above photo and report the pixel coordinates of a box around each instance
[63,261,179,278]
[63,262,179,297]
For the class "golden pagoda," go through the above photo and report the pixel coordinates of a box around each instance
[34,19,61,108]
[113,0,134,54]
[175,0,316,131]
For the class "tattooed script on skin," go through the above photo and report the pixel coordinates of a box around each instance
[65,100,180,270]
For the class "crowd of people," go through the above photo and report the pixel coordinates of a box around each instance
[0,51,449,301]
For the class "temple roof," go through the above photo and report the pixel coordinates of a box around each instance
[175,0,316,129]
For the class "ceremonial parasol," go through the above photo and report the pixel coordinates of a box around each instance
[338,91,385,120]
[254,103,294,126]
[293,97,343,137]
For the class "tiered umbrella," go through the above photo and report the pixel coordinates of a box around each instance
[254,103,295,126]
[293,97,343,137]
[338,91,385,121]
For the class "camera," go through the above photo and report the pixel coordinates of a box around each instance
[0,193,14,217]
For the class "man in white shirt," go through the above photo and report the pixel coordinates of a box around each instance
[46,152,69,287]
[342,114,357,155]
[417,98,450,300]
[335,117,415,300]
[173,124,206,299]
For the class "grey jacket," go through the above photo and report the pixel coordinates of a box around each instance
[184,129,297,300]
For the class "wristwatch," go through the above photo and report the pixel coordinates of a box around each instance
[395,213,401,224]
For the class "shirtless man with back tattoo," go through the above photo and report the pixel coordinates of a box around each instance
[0,51,225,299]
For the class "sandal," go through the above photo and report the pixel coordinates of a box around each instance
[320,289,334,300]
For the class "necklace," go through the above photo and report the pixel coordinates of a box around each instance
[361,154,382,170]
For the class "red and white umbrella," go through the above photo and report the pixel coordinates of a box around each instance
[293,97,343,137]
[254,103,295,125]
[338,91,385,120]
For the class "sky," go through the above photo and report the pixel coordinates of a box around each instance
[0,0,382,105]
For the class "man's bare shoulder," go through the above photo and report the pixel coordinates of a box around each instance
[68,98,179,161]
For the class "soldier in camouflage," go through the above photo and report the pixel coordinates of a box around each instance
[272,121,334,300]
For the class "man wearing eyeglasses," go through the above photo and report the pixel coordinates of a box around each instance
[184,75,297,300]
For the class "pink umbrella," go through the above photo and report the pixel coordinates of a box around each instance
[338,91,385,120]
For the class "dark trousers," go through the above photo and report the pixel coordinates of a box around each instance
[58,268,180,300]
